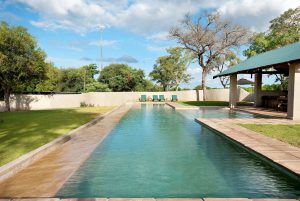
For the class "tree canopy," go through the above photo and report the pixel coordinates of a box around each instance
[149,47,191,91]
[170,13,249,100]
[244,7,300,57]
[244,7,299,91]
[211,50,241,88]
[0,21,47,111]
[98,63,147,92]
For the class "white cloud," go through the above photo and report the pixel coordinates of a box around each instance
[217,0,300,31]
[88,40,118,47]
[187,67,202,75]
[16,0,300,35]
[147,32,170,41]
[64,46,82,52]
[146,44,169,52]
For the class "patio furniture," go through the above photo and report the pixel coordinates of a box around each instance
[139,95,147,102]
[159,95,165,101]
[152,95,159,102]
[171,95,178,102]
[277,96,288,111]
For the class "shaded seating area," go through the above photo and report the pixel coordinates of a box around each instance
[214,42,300,120]
[262,95,288,111]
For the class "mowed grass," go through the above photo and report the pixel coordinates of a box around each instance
[179,101,254,107]
[0,106,114,166]
[240,124,300,148]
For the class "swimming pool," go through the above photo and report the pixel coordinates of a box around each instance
[57,104,300,198]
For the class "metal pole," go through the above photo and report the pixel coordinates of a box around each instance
[100,25,104,69]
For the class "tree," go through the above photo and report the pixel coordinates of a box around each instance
[58,64,100,92]
[35,62,61,92]
[245,7,300,57]
[81,64,98,92]
[170,13,249,100]
[244,7,300,91]
[149,47,191,91]
[59,68,85,92]
[98,64,146,92]
[0,22,46,111]
[212,51,241,88]
[85,82,111,92]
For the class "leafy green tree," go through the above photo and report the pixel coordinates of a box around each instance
[245,7,300,57]
[244,7,299,90]
[58,64,101,92]
[85,81,111,92]
[59,68,84,92]
[35,62,61,92]
[98,64,146,92]
[0,22,46,111]
[149,47,191,91]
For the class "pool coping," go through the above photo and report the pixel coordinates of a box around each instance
[0,103,133,198]
[0,197,298,201]
[1,104,299,200]
[166,102,228,110]
[0,105,124,183]
[195,118,300,181]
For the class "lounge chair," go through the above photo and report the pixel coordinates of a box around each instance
[139,95,147,102]
[152,95,159,102]
[159,95,165,101]
[171,95,178,102]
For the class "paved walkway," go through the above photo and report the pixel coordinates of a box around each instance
[196,118,300,178]
[234,106,287,118]
[166,102,199,110]
[0,104,132,198]
[0,198,297,201]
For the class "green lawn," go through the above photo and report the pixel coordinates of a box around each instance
[179,101,254,107]
[0,106,114,166]
[240,124,300,148]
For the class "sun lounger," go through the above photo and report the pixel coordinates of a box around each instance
[139,95,147,102]
[159,95,165,101]
[171,95,178,102]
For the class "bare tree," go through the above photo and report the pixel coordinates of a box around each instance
[170,12,250,100]
[212,51,241,88]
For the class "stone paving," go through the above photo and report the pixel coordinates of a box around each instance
[0,104,132,198]
[166,102,200,110]
[196,117,300,178]
[0,198,298,201]
[234,107,287,118]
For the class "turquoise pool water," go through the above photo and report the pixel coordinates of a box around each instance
[57,104,300,198]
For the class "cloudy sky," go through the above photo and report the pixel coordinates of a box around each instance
[1,0,300,88]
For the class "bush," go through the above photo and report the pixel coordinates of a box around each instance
[80,102,94,107]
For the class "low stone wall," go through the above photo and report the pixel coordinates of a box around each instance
[87,90,200,106]
[0,88,252,111]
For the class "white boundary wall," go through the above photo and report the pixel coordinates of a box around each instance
[0,88,251,111]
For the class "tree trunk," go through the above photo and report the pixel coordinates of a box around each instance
[4,88,11,112]
[202,68,207,101]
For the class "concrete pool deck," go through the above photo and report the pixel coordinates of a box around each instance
[0,104,132,198]
[196,117,300,179]
[0,103,299,200]
[0,198,298,201]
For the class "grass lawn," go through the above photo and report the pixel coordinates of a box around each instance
[0,106,114,166]
[179,101,254,107]
[240,124,300,148]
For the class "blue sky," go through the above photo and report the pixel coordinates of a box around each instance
[1,0,300,88]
